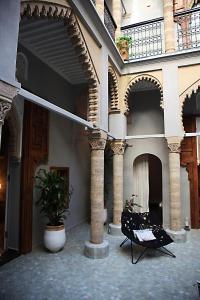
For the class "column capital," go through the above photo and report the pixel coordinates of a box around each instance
[0,100,12,124]
[167,137,183,153]
[89,129,107,150]
[0,80,18,102]
[110,140,126,155]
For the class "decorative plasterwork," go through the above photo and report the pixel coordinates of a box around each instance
[6,102,23,161]
[124,74,164,113]
[180,78,200,129]
[110,140,126,155]
[0,81,18,103]
[89,129,107,150]
[0,100,12,124]
[167,137,183,153]
[108,66,120,113]
[20,1,99,125]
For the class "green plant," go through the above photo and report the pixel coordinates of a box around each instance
[124,194,142,213]
[116,35,132,48]
[35,169,73,226]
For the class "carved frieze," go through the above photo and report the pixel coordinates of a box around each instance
[110,140,126,155]
[168,142,181,153]
[167,137,183,153]
[89,138,106,150]
[0,81,18,101]
[89,129,107,150]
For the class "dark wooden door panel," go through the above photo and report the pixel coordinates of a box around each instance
[20,101,48,254]
[180,116,199,228]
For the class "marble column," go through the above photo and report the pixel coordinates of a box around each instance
[0,80,18,147]
[167,137,186,242]
[109,140,125,236]
[95,0,104,22]
[84,130,109,258]
[163,0,175,53]
[112,0,121,38]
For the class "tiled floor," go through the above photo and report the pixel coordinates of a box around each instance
[0,224,200,300]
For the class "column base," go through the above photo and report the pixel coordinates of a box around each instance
[166,228,187,243]
[108,223,123,236]
[84,240,109,259]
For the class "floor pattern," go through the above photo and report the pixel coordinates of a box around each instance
[0,224,200,300]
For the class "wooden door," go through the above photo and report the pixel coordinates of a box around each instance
[20,101,48,254]
[180,116,199,228]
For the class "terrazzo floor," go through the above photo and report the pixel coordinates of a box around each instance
[0,224,200,300]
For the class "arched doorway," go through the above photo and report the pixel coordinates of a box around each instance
[133,154,162,224]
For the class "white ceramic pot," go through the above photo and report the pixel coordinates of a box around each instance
[44,224,66,252]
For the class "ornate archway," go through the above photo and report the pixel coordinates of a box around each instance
[124,74,164,112]
[20,1,99,125]
[180,78,200,129]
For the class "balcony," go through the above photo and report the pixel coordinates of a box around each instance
[121,6,200,61]
[175,6,200,51]
[121,18,164,61]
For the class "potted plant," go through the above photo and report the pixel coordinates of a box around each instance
[35,169,73,252]
[116,35,132,61]
[124,194,142,213]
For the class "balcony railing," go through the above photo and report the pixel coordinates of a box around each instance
[175,6,200,51]
[121,17,164,60]
[104,2,117,40]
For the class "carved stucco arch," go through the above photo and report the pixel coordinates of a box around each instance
[180,78,200,129]
[108,66,119,112]
[6,100,23,161]
[124,74,164,113]
[20,1,99,125]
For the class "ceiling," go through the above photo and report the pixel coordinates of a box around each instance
[19,18,88,85]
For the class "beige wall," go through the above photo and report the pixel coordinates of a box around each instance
[179,64,200,95]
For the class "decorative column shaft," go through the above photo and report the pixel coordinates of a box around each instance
[112,0,121,38]
[163,0,175,53]
[110,140,125,225]
[167,138,182,231]
[89,130,107,244]
[96,0,104,21]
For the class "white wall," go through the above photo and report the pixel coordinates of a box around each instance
[122,0,163,27]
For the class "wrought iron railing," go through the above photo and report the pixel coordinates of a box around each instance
[104,2,117,40]
[174,7,200,51]
[121,17,164,60]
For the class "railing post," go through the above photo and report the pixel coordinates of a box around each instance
[163,0,176,53]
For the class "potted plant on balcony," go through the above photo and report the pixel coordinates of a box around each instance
[35,169,73,252]
[116,35,132,60]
